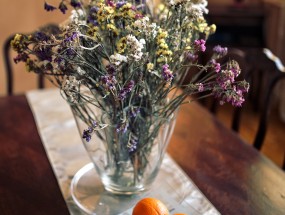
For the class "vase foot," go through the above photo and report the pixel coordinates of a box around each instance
[70,162,196,214]
[70,163,148,214]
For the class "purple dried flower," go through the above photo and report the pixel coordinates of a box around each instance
[162,64,174,82]
[33,32,49,41]
[197,83,204,92]
[87,16,99,26]
[70,0,81,8]
[101,74,117,90]
[65,48,77,57]
[82,121,98,142]
[129,107,140,118]
[107,0,115,7]
[54,56,66,70]
[237,80,250,93]
[185,52,198,62]
[14,53,29,64]
[212,84,247,107]
[228,60,241,77]
[90,6,99,13]
[63,32,78,43]
[217,70,235,89]
[118,80,135,100]
[209,59,221,73]
[92,121,98,127]
[116,122,129,133]
[106,64,116,75]
[135,14,144,19]
[194,39,206,52]
[135,0,146,4]
[116,1,126,9]
[127,135,138,152]
[223,88,245,107]
[34,47,52,62]
[82,129,92,142]
[44,2,57,11]
[59,1,68,14]
[118,91,127,100]
[213,45,228,58]
[125,80,135,93]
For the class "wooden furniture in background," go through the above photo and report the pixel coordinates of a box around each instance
[250,49,285,169]
[206,3,265,47]
[0,93,284,214]
[2,24,59,95]
[207,1,285,122]
[200,47,285,169]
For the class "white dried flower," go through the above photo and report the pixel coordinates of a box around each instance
[70,9,86,25]
[125,35,145,61]
[77,66,86,75]
[110,53,128,66]
[133,16,150,29]
[133,17,158,39]
[62,75,80,103]
[186,0,208,16]
[166,0,189,6]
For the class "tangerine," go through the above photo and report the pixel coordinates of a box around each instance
[132,197,169,215]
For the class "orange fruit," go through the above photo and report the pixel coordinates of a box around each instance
[132,197,169,215]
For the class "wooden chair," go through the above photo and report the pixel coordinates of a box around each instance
[251,49,285,170]
[201,47,285,170]
[3,23,59,95]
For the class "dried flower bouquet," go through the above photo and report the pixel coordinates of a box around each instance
[11,0,249,192]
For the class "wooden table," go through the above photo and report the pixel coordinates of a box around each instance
[0,95,285,215]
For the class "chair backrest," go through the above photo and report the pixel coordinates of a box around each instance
[252,49,285,170]
[252,49,285,148]
[237,48,285,170]
[3,23,60,95]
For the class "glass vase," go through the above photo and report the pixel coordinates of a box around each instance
[71,103,178,195]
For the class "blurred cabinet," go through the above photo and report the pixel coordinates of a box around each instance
[205,4,265,47]
[263,0,285,63]
[206,0,285,120]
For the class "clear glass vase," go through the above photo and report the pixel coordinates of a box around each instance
[71,104,177,195]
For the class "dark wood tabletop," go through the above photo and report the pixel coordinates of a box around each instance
[0,94,285,215]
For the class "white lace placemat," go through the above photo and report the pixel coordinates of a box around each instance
[26,88,220,215]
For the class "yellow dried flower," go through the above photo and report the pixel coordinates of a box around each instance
[157,57,165,63]
[156,49,163,56]
[97,5,114,23]
[25,59,33,72]
[116,37,127,53]
[157,30,168,40]
[159,42,168,49]
[162,50,172,56]
[107,24,119,36]
[11,34,27,52]
[87,26,100,39]
[147,63,154,71]
[117,3,135,19]
[209,24,217,34]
